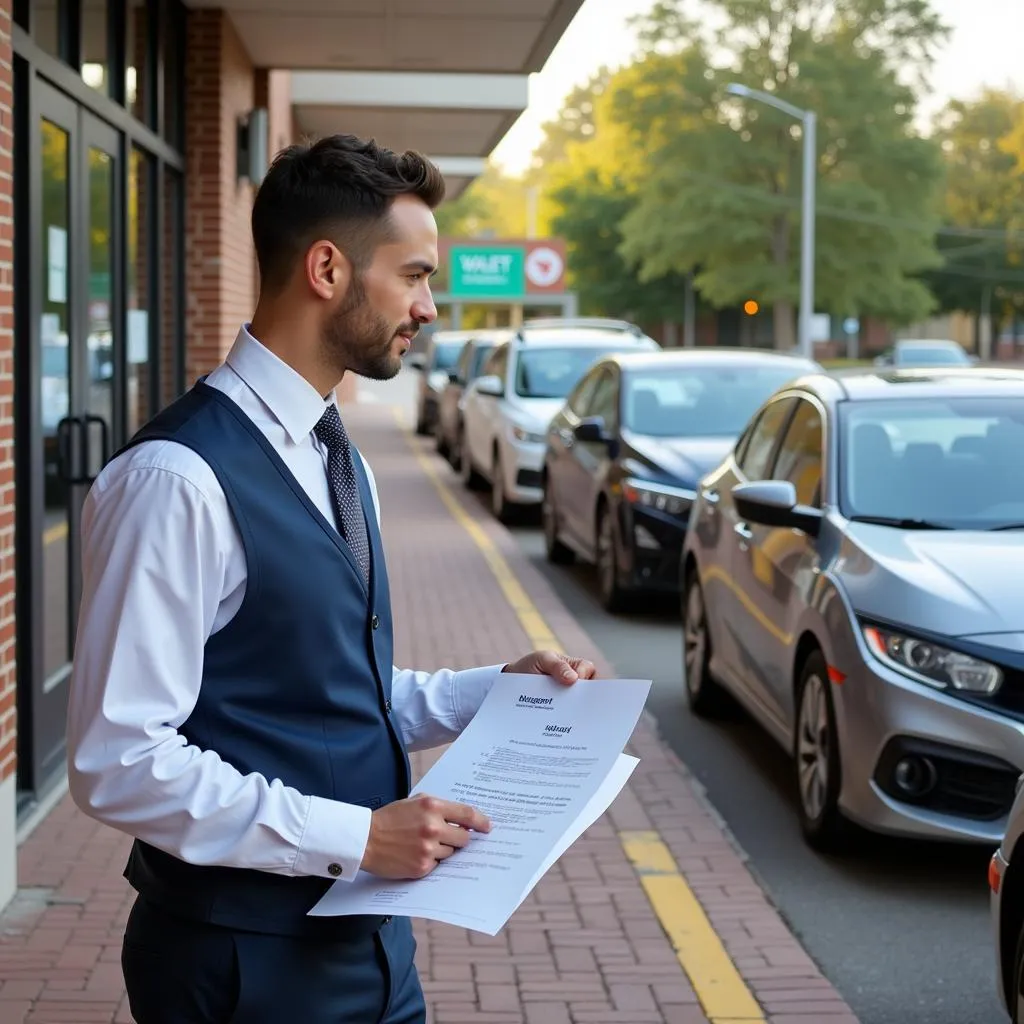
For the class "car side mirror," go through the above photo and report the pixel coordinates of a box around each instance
[732,480,822,536]
[474,374,505,398]
[407,353,426,371]
[573,416,612,443]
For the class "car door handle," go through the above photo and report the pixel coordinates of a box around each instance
[733,522,753,548]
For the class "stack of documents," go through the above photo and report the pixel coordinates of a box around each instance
[309,673,652,935]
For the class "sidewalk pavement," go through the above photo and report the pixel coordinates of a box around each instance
[0,402,860,1024]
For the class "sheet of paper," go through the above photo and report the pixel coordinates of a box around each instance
[309,675,651,933]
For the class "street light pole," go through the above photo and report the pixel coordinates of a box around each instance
[726,83,817,359]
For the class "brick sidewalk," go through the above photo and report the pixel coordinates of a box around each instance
[0,403,859,1024]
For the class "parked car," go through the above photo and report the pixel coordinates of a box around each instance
[458,318,659,521]
[991,776,1024,1022]
[681,366,1024,850]
[873,338,974,368]
[408,330,473,435]
[542,349,820,611]
[434,334,498,464]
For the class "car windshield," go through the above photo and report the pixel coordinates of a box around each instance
[431,341,463,371]
[897,346,970,365]
[514,345,628,399]
[623,364,811,437]
[840,396,1024,529]
[470,344,495,379]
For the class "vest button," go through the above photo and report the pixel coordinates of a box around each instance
[384,699,392,714]
[371,614,380,630]
[327,863,343,877]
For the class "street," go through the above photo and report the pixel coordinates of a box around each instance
[378,366,1007,1024]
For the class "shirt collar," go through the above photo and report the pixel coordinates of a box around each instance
[226,324,336,445]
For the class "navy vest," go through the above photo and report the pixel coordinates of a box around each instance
[118,381,411,936]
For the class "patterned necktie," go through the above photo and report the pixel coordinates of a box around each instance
[314,405,371,585]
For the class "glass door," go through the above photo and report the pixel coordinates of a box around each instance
[21,80,118,798]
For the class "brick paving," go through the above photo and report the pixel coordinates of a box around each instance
[0,402,860,1024]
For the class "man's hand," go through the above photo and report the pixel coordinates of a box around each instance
[502,650,598,686]
[360,794,491,879]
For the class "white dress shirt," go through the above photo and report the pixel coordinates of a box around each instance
[66,325,504,884]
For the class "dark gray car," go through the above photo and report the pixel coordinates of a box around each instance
[681,367,1024,850]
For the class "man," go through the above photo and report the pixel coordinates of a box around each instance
[66,134,596,1024]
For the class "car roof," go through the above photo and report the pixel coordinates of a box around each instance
[796,366,1024,402]
[600,348,821,372]
[514,329,655,348]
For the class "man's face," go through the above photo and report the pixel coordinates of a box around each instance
[324,195,439,380]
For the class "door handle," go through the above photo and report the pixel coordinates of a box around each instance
[83,414,110,481]
[733,522,753,549]
[56,416,89,484]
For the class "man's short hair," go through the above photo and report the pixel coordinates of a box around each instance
[251,134,446,294]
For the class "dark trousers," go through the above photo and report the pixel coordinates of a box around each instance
[121,897,426,1024]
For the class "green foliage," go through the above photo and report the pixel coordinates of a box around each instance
[926,89,1024,320]
[614,0,949,346]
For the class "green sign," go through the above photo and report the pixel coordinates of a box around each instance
[449,245,524,298]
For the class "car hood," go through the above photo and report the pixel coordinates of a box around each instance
[840,524,1024,638]
[511,397,565,429]
[624,432,734,486]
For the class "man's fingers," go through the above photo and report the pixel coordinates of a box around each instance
[435,799,491,833]
[568,657,597,680]
[439,822,473,850]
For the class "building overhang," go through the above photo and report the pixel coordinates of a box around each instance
[187,0,584,75]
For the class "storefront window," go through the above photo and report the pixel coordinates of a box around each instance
[30,1,64,61]
[161,1,185,148]
[80,0,111,97]
[127,147,153,434]
[127,2,154,126]
[161,168,184,408]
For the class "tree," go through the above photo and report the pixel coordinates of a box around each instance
[543,63,694,323]
[926,89,1024,326]
[614,0,949,348]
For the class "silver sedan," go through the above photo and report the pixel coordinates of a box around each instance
[681,367,1024,850]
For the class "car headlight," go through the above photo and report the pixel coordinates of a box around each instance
[622,478,696,517]
[862,624,1003,695]
[510,424,545,444]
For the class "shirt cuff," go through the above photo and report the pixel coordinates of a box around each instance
[452,663,506,730]
[293,796,372,883]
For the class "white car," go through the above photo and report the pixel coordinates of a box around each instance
[458,319,659,521]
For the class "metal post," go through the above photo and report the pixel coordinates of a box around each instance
[799,111,816,360]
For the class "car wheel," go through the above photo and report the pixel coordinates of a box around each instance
[542,476,574,565]
[434,419,449,459]
[460,432,485,490]
[596,506,627,613]
[682,572,730,717]
[1012,923,1024,1023]
[794,649,847,851]
[491,451,514,523]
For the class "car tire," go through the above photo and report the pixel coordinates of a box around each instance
[491,450,514,523]
[460,432,485,490]
[542,476,574,565]
[434,419,449,459]
[794,649,848,851]
[1011,922,1024,1023]
[682,572,730,717]
[596,505,627,613]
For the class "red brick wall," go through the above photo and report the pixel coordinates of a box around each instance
[184,10,257,383]
[0,1,14,785]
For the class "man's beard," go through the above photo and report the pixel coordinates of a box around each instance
[323,275,417,381]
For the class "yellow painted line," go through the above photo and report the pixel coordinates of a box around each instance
[622,831,765,1023]
[392,406,765,1024]
[393,406,562,653]
[44,521,68,546]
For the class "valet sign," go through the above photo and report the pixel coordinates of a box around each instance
[447,239,567,299]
